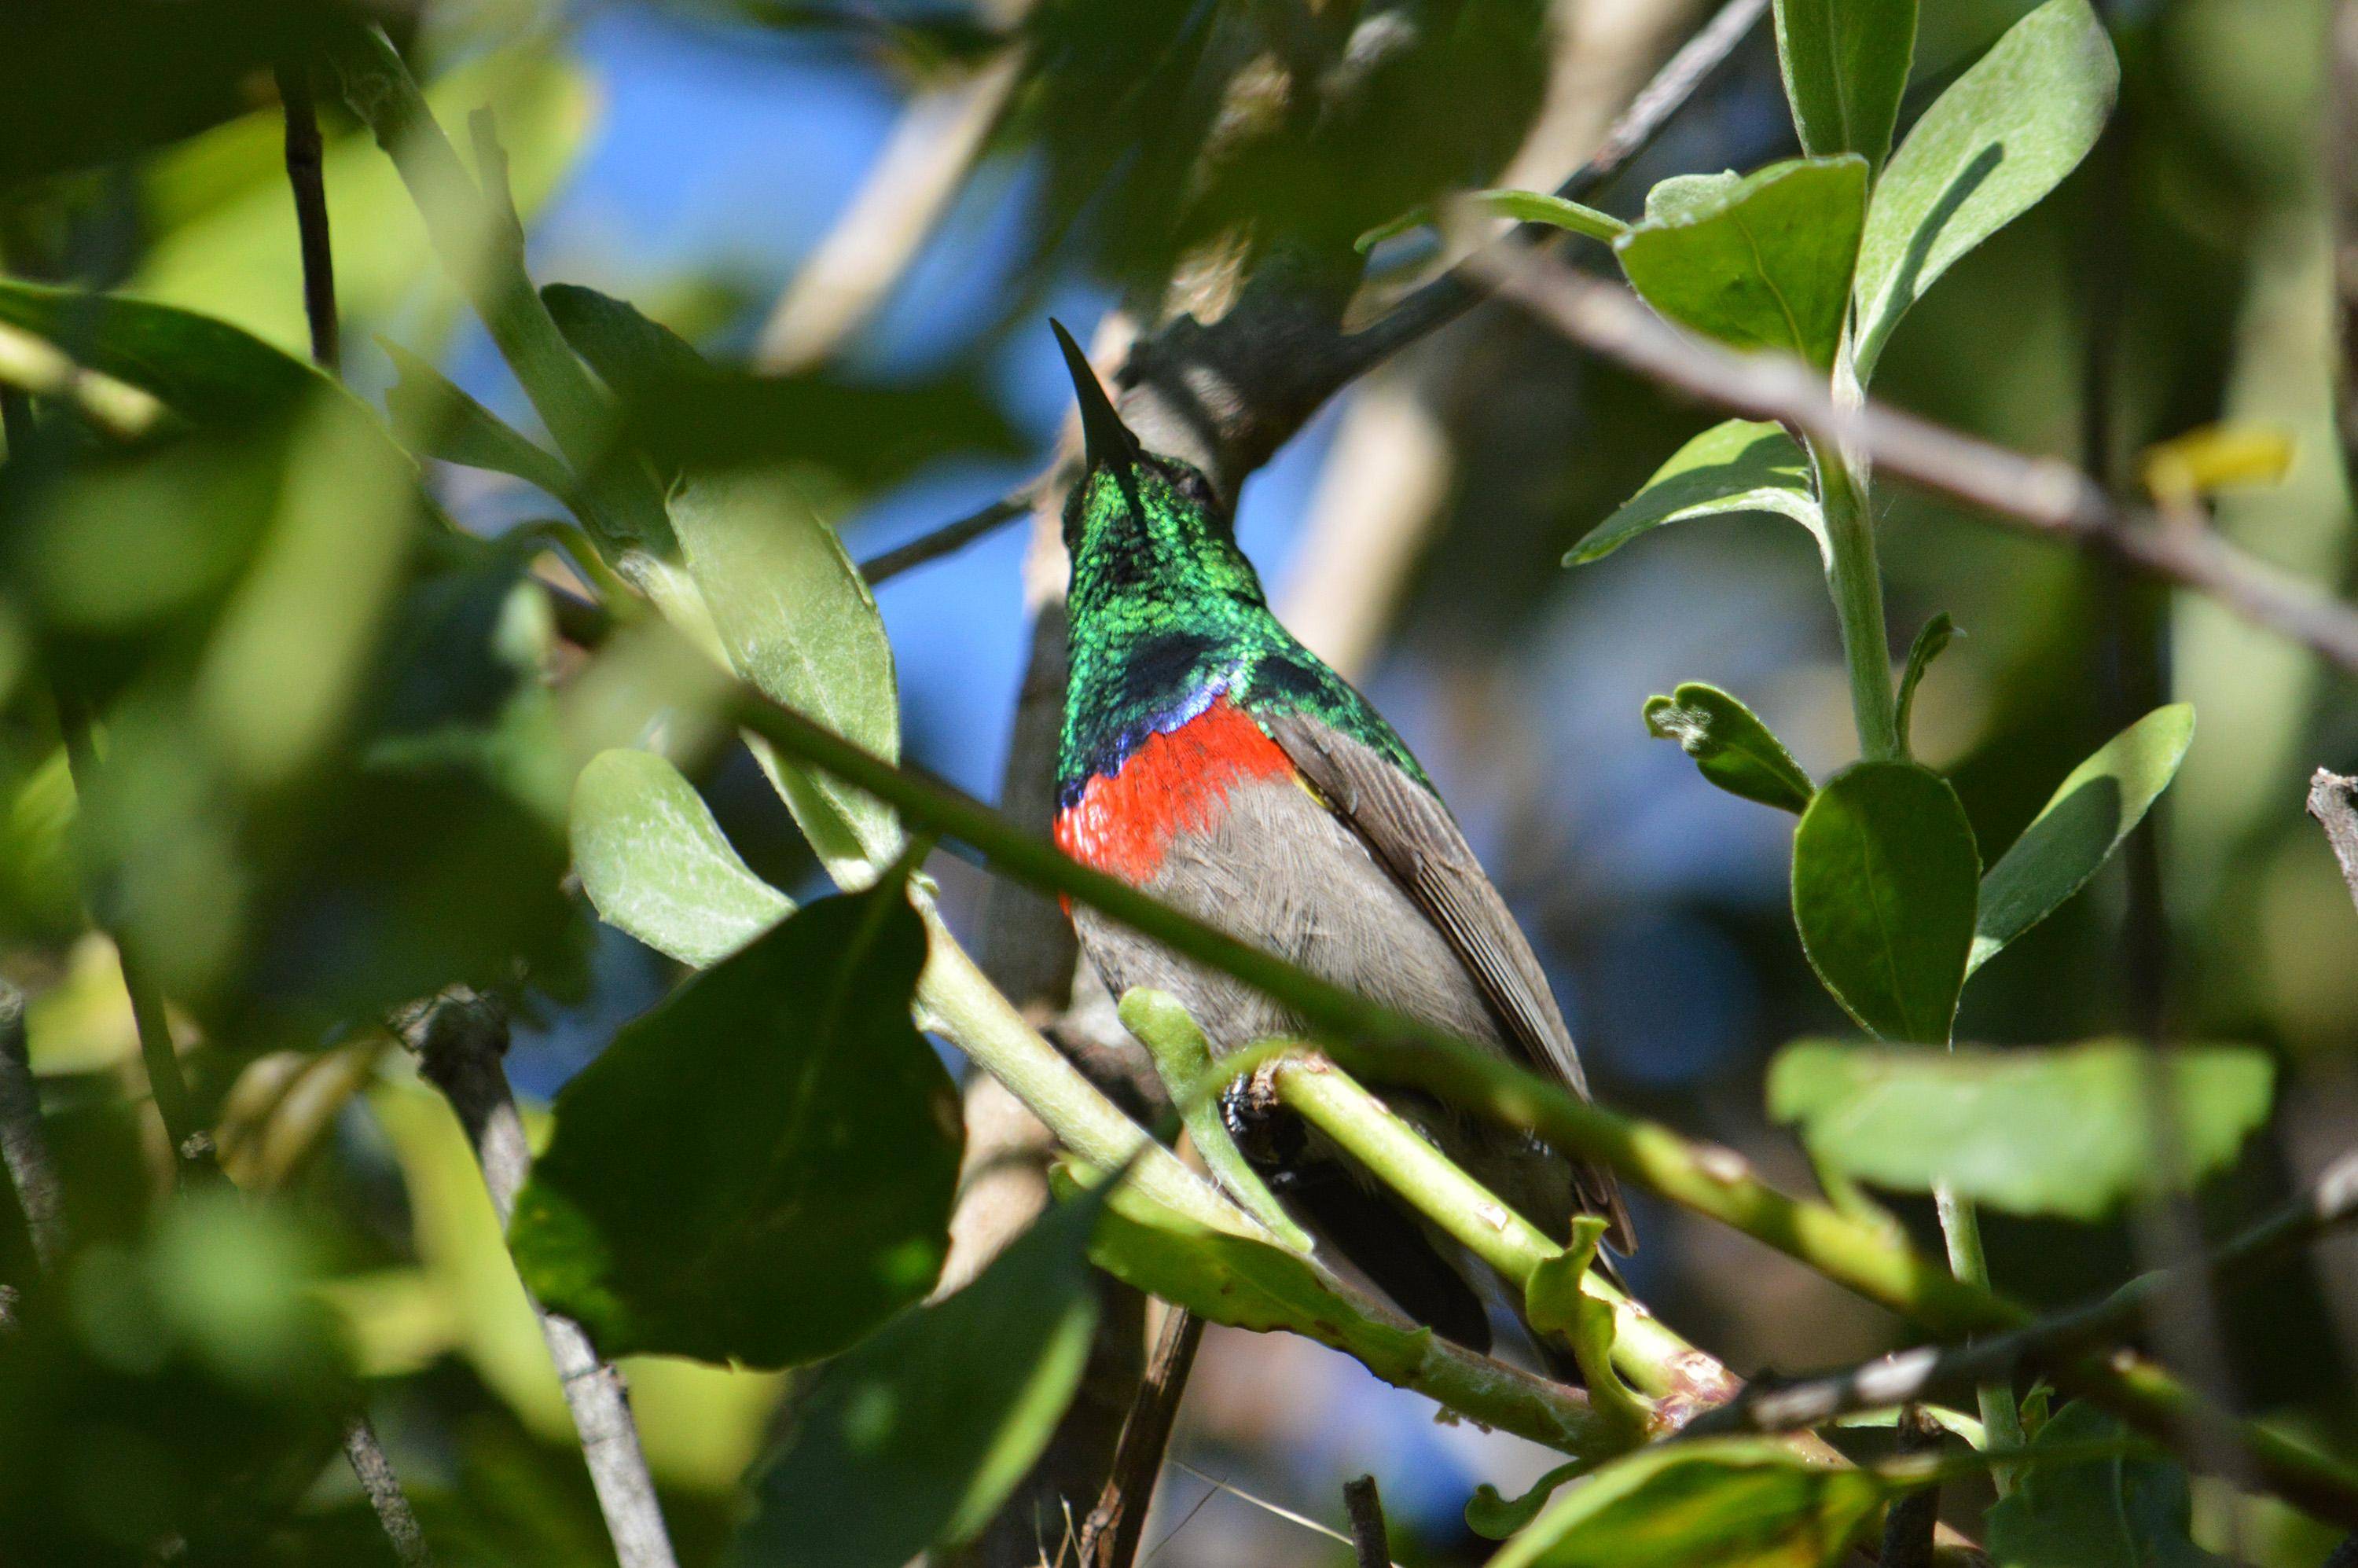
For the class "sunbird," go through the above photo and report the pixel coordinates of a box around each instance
[1047,321,1632,1356]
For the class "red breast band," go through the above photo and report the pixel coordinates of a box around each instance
[1052,696,1295,887]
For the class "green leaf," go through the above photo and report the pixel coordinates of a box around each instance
[727,1191,1106,1568]
[1791,762,1980,1043]
[1850,0,2118,381]
[1568,420,1824,567]
[541,282,712,398]
[1472,188,1629,242]
[1768,1038,2274,1219]
[508,879,960,1365]
[1486,1440,1888,1567]
[1985,1401,2227,1566]
[1893,612,1956,756]
[1644,171,1744,222]
[1645,682,1816,813]
[0,279,326,424]
[1357,189,1629,253]
[669,470,906,883]
[1971,704,2194,975]
[570,748,793,968]
[1615,156,1870,369]
[1524,1217,1649,1434]
[382,339,573,497]
[1774,0,1919,174]
[1468,1460,1586,1540]
[541,284,1018,488]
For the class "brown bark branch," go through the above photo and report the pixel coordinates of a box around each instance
[1074,1307,1207,1568]
[1342,1474,1393,1568]
[396,991,678,1568]
[340,1415,434,1567]
[1477,252,2358,675]
[2308,770,2358,911]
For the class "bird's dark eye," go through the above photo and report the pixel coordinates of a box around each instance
[1171,465,1217,509]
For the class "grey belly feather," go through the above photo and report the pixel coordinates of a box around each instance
[1070,775,1577,1245]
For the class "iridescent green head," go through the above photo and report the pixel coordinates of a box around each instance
[1048,320,1429,805]
[1049,321,1260,615]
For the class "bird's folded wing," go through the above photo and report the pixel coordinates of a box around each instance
[1264,709,1636,1253]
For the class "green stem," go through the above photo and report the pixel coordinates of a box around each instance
[913,910,1254,1242]
[1809,431,1901,762]
[727,681,2358,1529]
[1268,1054,1729,1416]
[1116,990,1312,1250]
[1813,376,2023,1471]
[1939,1184,2029,1491]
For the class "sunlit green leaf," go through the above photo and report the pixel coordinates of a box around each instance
[1971,704,2194,975]
[509,879,960,1365]
[382,338,572,496]
[571,748,793,968]
[1616,156,1869,369]
[1768,1037,2273,1218]
[1986,1401,2227,1566]
[727,1191,1105,1568]
[1486,1440,1888,1567]
[0,280,325,424]
[1792,762,1979,1043]
[1567,420,1823,567]
[1644,171,1744,222]
[1774,0,1918,174]
[1850,0,2117,381]
[1645,682,1815,813]
[1471,188,1628,242]
[670,469,905,883]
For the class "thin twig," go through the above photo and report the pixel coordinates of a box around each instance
[341,1414,434,1567]
[1342,1475,1390,1568]
[396,991,679,1568]
[1076,1308,1207,1568]
[1475,252,2358,675]
[2308,771,2358,911]
[0,982,66,1275]
[1691,1148,2358,1439]
[859,492,1035,586]
[275,60,340,373]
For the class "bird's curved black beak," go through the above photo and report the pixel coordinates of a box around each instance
[1050,318,1141,476]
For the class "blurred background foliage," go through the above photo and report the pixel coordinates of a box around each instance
[1,0,2354,1563]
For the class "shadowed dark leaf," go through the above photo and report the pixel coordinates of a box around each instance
[509,878,961,1367]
